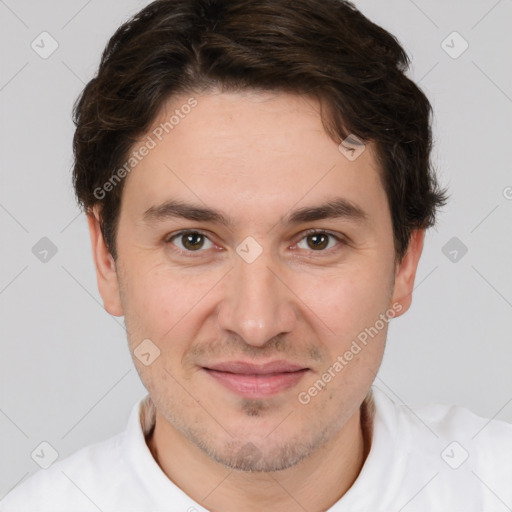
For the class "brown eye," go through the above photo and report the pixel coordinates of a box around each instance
[167,231,214,253]
[296,231,343,252]
[306,233,330,250]
[181,232,205,251]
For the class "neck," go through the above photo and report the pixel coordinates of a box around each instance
[145,395,373,512]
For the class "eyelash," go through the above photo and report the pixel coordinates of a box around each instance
[164,229,346,257]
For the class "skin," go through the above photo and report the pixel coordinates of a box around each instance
[87,90,424,512]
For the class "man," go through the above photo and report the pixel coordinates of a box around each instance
[2,0,511,510]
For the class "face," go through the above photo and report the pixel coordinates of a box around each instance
[89,90,423,472]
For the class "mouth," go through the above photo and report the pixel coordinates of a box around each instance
[201,360,310,398]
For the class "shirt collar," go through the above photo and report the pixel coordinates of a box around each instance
[129,386,403,511]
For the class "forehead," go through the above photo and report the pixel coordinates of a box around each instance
[149,90,355,160]
[120,90,387,226]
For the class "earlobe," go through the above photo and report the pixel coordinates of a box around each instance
[87,206,124,317]
[390,229,425,316]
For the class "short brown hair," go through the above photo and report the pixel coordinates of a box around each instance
[72,0,447,262]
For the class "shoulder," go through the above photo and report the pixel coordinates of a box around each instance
[396,391,512,455]
[0,432,126,512]
[372,386,512,509]
[372,385,512,449]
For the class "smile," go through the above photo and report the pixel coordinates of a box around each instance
[202,361,310,398]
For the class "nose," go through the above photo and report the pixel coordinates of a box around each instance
[216,247,297,348]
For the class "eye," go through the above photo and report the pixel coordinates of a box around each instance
[295,230,344,252]
[165,229,346,257]
[166,230,215,254]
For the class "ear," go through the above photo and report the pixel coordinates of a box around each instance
[86,206,124,317]
[390,229,425,316]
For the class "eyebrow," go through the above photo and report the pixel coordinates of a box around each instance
[142,197,368,228]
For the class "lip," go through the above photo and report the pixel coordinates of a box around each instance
[202,360,309,398]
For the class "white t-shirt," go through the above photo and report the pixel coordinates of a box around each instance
[2,386,512,511]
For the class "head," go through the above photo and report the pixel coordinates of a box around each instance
[75,0,447,471]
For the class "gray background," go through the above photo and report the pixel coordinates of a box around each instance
[1,0,511,498]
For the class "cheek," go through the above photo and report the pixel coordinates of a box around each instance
[120,260,218,344]
[299,272,390,402]
[299,264,393,340]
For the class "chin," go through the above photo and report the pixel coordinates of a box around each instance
[203,438,316,472]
